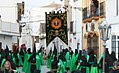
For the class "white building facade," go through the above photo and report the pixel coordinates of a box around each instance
[0,0,21,50]
[69,0,82,51]
[20,0,83,52]
[30,7,55,51]
[106,0,119,59]
[20,5,61,51]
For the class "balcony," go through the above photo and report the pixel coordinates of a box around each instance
[83,7,92,23]
[82,7,99,23]
[0,20,19,36]
[82,1,106,23]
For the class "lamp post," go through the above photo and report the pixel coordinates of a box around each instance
[98,20,111,73]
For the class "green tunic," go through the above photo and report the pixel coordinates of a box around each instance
[70,53,79,72]
[76,59,82,70]
[22,53,31,73]
[98,53,104,73]
[65,52,70,68]
[1,58,6,68]
[47,53,54,69]
[36,53,44,70]
[12,54,16,65]
[86,55,90,73]
[17,53,23,66]
[58,59,66,73]
[79,55,90,73]
[90,66,98,73]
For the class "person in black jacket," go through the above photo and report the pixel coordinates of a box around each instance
[80,54,88,73]
[105,48,110,73]
[108,51,117,72]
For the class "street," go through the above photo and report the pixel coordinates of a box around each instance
[19,65,50,73]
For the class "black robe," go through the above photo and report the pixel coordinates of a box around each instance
[28,53,36,73]
[80,55,89,73]
[51,56,59,73]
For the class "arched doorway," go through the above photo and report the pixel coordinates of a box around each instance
[87,31,99,57]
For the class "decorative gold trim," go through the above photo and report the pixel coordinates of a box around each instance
[94,31,99,36]
[84,31,99,38]
[51,17,62,29]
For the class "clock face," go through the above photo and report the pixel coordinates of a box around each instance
[52,17,62,29]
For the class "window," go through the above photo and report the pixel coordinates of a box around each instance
[70,21,73,33]
[87,33,99,49]
[100,2,105,16]
[0,42,2,49]
[40,23,46,34]
[35,36,39,43]
[116,0,118,16]
[118,36,119,39]
[86,23,88,32]
[83,7,87,20]
[118,41,119,59]
[73,0,78,2]
[93,35,98,49]
[90,4,94,17]
[111,35,116,52]
[87,35,92,48]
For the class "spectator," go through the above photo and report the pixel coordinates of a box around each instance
[109,66,119,73]
[109,61,119,73]
[1,60,15,73]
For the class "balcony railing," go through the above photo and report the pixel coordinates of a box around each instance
[0,20,19,36]
[82,1,105,23]
[83,6,99,23]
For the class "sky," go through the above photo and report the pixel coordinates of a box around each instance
[23,0,62,10]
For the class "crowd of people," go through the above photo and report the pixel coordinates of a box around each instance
[0,44,119,73]
[0,44,45,73]
[46,47,119,73]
